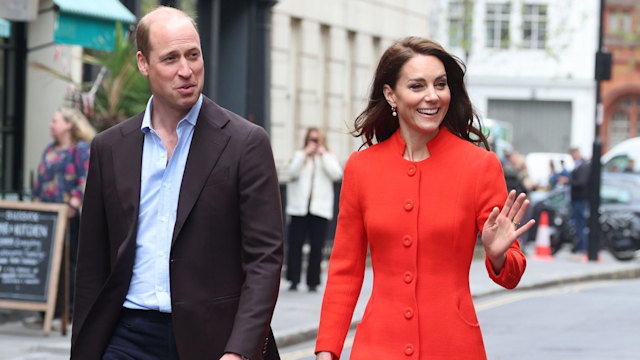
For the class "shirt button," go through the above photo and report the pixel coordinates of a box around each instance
[402,235,412,247]
[403,272,413,284]
[404,344,414,356]
[404,307,414,319]
[407,165,416,176]
[404,200,414,211]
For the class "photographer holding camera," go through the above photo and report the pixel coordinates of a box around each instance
[285,128,343,292]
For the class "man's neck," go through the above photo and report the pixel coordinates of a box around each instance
[150,102,191,133]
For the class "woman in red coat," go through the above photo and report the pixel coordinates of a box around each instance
[315,37,535,360]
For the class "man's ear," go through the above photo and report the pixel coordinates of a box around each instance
[136,51,149,77]
[382,84,395,108]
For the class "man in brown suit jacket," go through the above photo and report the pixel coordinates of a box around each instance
[71,7,283,360]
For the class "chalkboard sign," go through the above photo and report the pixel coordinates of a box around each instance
[0,201,67,335]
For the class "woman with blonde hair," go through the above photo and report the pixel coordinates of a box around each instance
[31,107,95,322]
[286,127,343,292]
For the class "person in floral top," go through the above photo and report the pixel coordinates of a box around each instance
[31,107,95,322]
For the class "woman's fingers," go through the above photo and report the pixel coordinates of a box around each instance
[505,191,529,223]
[515,218,536,238]
[501,190,517,218]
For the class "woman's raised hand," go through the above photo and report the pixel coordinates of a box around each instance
[481,190,535,272]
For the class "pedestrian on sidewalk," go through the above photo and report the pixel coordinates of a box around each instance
[71,7,283,360]
[569,147,591,257]
[315,37,535,360]
[29,107,95,326]
[286,127,343,292]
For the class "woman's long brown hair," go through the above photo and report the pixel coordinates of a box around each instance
[352,37,488,150]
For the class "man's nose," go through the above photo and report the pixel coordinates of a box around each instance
[177,57,193,77]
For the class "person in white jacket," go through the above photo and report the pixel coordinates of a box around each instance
[286,128,343,291]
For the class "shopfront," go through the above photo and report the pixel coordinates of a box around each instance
[0,19,26,199]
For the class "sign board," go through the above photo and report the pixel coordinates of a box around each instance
[0,201,67,336]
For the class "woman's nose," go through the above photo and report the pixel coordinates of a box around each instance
[424,87,438,101]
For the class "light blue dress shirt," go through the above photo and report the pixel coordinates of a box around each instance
[123,94,203,312]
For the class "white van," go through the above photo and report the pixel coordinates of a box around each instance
[524,152,575,188]
[601,137,640,173]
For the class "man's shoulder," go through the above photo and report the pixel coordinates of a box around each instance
[93,113,144,145]
[200,96,263,134]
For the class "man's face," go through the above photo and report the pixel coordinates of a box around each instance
[137,16,204,116]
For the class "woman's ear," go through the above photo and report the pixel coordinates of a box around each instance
[382,84,395,108]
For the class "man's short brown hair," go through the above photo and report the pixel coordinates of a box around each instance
[135,6,199,61]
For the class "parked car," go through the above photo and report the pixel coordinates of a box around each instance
[523,172,640,260]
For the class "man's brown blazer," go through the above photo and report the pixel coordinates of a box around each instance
[71,96,283,359]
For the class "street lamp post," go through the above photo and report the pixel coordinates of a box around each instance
[589,0,611,261]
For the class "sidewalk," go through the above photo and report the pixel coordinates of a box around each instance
[0,248,638,359]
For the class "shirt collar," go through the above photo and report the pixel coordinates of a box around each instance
[389,126,452,158]
[141,94,203,133]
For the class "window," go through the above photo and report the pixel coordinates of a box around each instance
[449,1,471,48]
[608,10,632,34]
[486,3,511,48]
[609,111,630,148]
[523,4,547,49]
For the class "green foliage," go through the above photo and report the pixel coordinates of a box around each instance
[83,23,151,131]
[30,23,150,132]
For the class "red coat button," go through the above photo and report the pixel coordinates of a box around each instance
[407,165,416,176]
[404,307,414,319]
[403,272,413,284]
[404,344,414,356]
[402,235,412,247]
[404,200,414,211]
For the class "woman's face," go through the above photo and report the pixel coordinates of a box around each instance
[306,130,320,146]
[383,54,450,141]
[49,111,72,141]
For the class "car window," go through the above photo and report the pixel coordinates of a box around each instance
[547,190,567,208]
[600,183,632,204]
[603,155,630,173]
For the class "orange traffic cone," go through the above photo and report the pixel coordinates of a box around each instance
[532,210,553,261]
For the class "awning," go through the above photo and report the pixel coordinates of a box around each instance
[0,18,10,39]
[53,0,137,51]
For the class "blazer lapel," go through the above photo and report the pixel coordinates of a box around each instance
[111,114,144,224]
[172,98,230,245]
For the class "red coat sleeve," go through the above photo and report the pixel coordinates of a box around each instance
[315,151,368,358]
[476,151,526,289]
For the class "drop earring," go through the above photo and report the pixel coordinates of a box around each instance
[391,106,397,117]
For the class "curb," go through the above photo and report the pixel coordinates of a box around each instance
[275,266,640,348]
[473,266,640,299]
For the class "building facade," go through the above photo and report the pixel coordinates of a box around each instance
[433,0,600,158]
[269,0,435,178]
[601,0,640,152]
